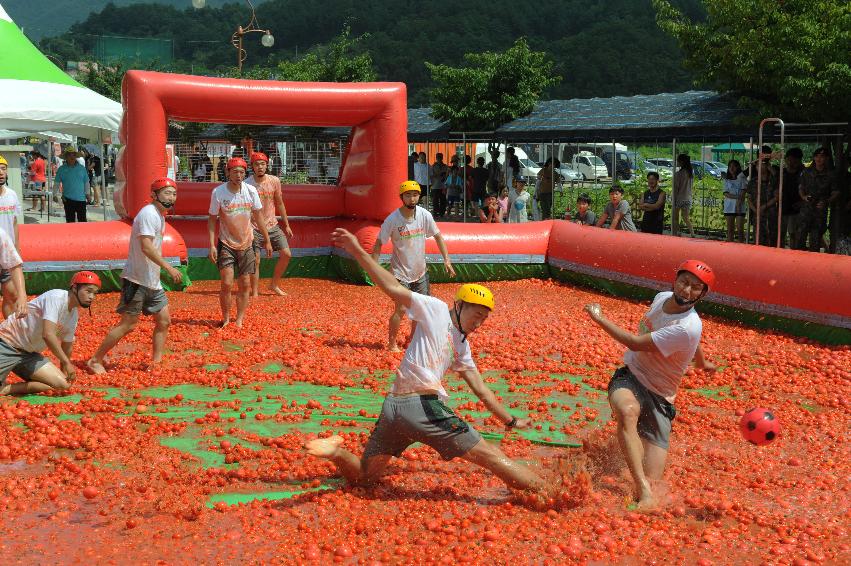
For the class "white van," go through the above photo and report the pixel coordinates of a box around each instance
[474,143,540,181]
[570,151,610,180]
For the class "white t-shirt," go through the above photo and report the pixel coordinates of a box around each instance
[0,229,22,270]
[393,293,477,400]
[0,289,78,353]
[624,291,702,402]
[723,173,747,214]
[377,206,439,283]
[508,189,530,223]
[122,203,165,290]
[0,188,20,243]
[209,182,262,251]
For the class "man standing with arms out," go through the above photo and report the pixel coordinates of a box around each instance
[307,228,545,493]
[372,181,455,352]
[246,152,293,298]
[0,156,22,318]
[87,179,183,374]
[0,271,99,396]
[55,147,89,223]
[585,260,717,509]
[208,158,271,328]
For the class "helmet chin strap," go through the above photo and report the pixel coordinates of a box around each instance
[672,285,705,307]
[453,302,468,343]
[73,285,93,316]
[156,197,174,209]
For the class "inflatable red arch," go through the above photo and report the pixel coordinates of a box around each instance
[19,71,851,344]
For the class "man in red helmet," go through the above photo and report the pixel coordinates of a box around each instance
[584,260,717,509]
[87,178,183,374]
[208,158,272,328]
[246,152,293,297]
[0,271,99,395]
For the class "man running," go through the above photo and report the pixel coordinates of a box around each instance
[0,156,23,318]
[87,178,183,374]
[0,271,99,396]
[246,152,293,297]
[372,181,455,352]
[585,260,717,509]
[306,227,545,492]
[208,158,272,328]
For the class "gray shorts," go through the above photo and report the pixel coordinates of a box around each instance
[0,339,49,386]
[117,278,168,316]
[252,225,289,254]
[362,394,482,461]
[217,241,256,276]
[608,366,676,449]
[0,269,10,285]
[397,272,430,296]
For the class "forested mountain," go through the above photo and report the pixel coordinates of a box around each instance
[30,0,705,104]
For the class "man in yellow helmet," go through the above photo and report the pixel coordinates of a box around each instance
[372,180,455,352]
[306,227,544,492]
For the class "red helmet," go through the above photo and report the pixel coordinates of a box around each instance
[70,271,101,288]
[150,177,177,192]
[250,152,269,164]
[227,157,248,170]
[677,260,715,290]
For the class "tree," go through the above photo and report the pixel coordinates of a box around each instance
[79,61,126,102]
[426,38,561,131]
[274,25,376,83]
[652,0,851,122]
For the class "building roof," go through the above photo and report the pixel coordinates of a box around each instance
[495,91,753,141]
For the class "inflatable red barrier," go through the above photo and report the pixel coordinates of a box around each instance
[547,221,851,327]
[20,220,187,263]
[170,182,344,218]
[118,71,406,221]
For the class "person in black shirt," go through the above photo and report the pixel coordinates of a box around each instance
[781,148,805,249]
[637,172,666,234]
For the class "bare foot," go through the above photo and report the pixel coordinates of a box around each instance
[234,319,244,328]
[86,359,107,375]
[218,319,231,329]
[251,292,260,298]
[305,435,344,458]
[387,344,402,353]
[634,492,658,512]
[270,286,287,297]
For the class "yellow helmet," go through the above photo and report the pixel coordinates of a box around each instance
[0,156,7,166]
[399,180,421,194]
[455,284,494,311]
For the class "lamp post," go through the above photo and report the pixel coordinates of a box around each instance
[230,0,274,75]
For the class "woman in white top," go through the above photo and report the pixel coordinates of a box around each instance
[413,152,429,202]
[722,159,747,242]
[671,154,695,238]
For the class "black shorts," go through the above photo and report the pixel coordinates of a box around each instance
[608,366,676,449]
[217,241,256,277]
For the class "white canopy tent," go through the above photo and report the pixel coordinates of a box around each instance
[0,4,121,139]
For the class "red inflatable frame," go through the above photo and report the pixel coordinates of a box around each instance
[117,71,407,221]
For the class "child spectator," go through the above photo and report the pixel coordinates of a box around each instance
[596,186,637,231]
[508,179,530,223]
[498,188,509,222]
[567,193,597,226]
[638,172,666,234]
[444,165,464,216]
[722,159,747,242]
[478,193,504,223]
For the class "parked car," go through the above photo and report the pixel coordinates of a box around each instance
[571,152,609,180]
[695,160,724,179]
[556,165,583,182]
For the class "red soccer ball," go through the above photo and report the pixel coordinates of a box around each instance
[739,407,780,446]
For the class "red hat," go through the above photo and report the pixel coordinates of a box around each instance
[227,157,248,170]
[151,177,177,192]
[677,260,715,290]
[250,152,269,164]
[70,271,102,288]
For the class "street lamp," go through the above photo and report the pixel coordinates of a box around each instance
[230,0,274,74]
